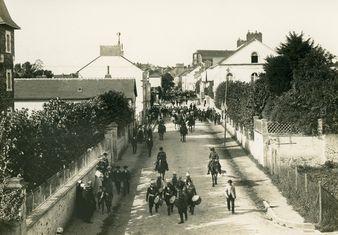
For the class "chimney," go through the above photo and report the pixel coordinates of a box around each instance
[237,38,246,47]
[246,31,262,42]
[105,66,112,78]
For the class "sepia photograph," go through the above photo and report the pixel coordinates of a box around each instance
[0,0,337,234]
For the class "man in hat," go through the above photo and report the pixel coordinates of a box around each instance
[225,180,236,214]
[185,172,193,185]
[113,166,122,195]
[209,147,219,160]
[176,188,188,224]
[171,172,178,189]
[122,165,131,196]
[146,180,159,215]
[131,134,137,154]
[163,180,177,215]
[82,181,96,223]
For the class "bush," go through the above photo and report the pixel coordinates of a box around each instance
[0,90,133,188]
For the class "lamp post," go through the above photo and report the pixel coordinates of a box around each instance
[224,68,232,146]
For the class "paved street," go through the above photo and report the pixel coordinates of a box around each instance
[122,121,311,235]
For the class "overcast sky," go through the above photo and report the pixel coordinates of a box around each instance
[6,0,338,74]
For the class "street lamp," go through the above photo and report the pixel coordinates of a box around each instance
[224,68,232,146]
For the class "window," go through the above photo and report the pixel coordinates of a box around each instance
[226,73,233,80]
[251,52,258,63]
[6,69,12,91]
[251,72,258,83]
[5,31,11,53]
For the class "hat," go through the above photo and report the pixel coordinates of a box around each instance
[102,152,108,156]
[77,180,82,184]
[210,147,215,151]
[173,172,177,175]
[56,227,64,234]
[228,180,233,184]
[123,165,128,169]
[186,172,190,177]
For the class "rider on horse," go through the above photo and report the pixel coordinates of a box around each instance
[155,147,169,179]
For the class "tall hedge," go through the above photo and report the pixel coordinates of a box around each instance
[0,90,133,188]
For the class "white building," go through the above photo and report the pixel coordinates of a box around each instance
[200,32,277,94]
[180,67,202,91]
[76,44,145,120]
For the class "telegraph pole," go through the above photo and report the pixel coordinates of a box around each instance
[224,68,231,146]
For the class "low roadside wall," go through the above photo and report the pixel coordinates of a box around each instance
[26,126,130,235]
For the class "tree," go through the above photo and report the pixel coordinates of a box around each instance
[13,60,54,78]
[263,32,314,96]
[277,32,314,70]
[161,72,174,92]
[264,55,292,96]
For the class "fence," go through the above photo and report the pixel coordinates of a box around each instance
[25,139,107,216]
[266,159,338,230]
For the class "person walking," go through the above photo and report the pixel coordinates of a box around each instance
[176,188,188,224]
[122,165,131,196]
[113,166,122,195]
[146,181,159,215]
[131,134,137,154]
[225,180,236,214]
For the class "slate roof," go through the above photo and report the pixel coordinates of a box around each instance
[196,50,235,58]
[0,0,20,29]
[14,78,137,101]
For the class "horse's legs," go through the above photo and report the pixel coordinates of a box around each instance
[211,174,215,187]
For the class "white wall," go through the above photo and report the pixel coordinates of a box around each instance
[149,76,161,88]
[78,56,144,117]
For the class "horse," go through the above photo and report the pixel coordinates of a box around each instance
[208,159,222,187]
[155,158,169,179]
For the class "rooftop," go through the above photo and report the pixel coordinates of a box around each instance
[14,78,137,101]
[0,0,20,29]
[196,50,235,58]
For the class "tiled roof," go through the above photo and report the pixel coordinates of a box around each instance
[0,0,20,29]
[14,78,137,100]
[196,50,235,58]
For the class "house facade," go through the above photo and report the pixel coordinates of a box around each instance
[195,32,277,95]
[76,43,147,121]
[0,0,20,112]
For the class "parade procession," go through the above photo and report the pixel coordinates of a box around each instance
[0,0,337,235]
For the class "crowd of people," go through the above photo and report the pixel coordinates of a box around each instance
[146,146,201,224]
[74,153,131,223]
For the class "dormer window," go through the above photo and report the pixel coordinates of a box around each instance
[251,52,258,63]
[5,31,11,53]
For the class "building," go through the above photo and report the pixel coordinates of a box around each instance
[192,50,234,67]
[148,70,162,88]
[14,78,137,113]
[197,32,277,96]
[0,0,20,112]
[76,39,148,120]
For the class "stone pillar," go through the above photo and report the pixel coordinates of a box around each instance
[261,119,269,167]
[3,177,26,235]
[105,122,118,164]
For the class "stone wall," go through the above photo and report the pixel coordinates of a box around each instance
[25,125,129,235]
[323,134,338,163]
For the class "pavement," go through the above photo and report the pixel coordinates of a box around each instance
[125,121,315,235]
[64,137,150,235]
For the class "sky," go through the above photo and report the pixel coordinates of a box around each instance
[6,0,338,74]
